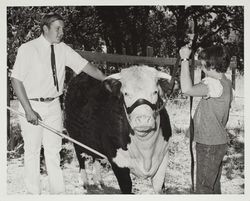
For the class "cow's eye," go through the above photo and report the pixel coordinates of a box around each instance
[124,92,129,96]
[153,90,158,95]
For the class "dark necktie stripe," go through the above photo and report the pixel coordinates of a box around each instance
[51,45,59,91]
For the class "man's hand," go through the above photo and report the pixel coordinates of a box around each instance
[25,109,42,125]
[179,46,192,60]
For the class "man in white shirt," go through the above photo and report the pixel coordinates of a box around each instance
[11,12,106,194]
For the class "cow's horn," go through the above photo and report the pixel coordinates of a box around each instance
[157,71,172,81]
[105,73,121,80]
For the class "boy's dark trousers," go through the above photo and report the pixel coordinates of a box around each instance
[195,143,227,194]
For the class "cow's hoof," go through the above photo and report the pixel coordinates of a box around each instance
[83,184,88,193]
[161,186,169,194]
[96,182,105,190]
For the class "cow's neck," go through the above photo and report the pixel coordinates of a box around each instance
[128,115,165,173]
[113,114,169,177]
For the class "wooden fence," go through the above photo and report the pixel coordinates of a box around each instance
[76,49,237,89]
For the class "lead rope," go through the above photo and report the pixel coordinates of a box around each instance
[165,49,195,193]
[161,52,196,193]
[170,44,195,192]
[189,96,195,193]
[189,53,195,193]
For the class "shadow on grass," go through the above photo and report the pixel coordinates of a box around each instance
[164,187,191,194]
[87,185,192,194]
[85,184,121,194]
[223,130,244,180]
[227,130,244,158]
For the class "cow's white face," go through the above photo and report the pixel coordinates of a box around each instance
[120,68,159,134]
[105,66,171,137]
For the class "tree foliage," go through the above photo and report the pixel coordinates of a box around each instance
[7,6,243,68]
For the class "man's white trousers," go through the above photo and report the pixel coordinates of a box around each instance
[18,98,65,194]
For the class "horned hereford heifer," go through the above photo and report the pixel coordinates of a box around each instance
[64,65,172,194]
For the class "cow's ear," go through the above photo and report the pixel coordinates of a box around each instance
[157,71,172,97]
[158,78,171,95]
[103,78,122,96]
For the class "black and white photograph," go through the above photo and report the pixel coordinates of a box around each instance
[0,1,248,201]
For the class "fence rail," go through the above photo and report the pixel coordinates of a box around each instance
[77,50,237,89]
[77,50,237,68]
[77,50,177,66]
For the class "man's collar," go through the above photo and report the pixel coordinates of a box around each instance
[39,34,61,47]
[39,34,51,46]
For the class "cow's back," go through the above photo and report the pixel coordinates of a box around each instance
[64,72,131,159]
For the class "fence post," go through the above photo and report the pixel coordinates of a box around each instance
[122,47,127,68]
[146,46,154,57]
[231,56,237,90]
[201,70,205,80]
[7,68,13,150]
[122,47,126,55]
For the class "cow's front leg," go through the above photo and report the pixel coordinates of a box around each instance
[80,168,89,192]
[111,162,132,194]
[92,159,104,189]
[76,152,89,193]
[151,153,169,193]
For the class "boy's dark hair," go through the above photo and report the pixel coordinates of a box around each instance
[198,45,231,73]
[40,13,64,34]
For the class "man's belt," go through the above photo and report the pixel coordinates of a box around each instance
[29,97,57,102]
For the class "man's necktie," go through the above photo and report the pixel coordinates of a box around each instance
[50,45,59,91]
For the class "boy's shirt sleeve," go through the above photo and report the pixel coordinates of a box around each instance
[202,77,223,98]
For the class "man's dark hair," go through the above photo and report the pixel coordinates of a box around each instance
[40,12,64,34]
[198,45,231,73]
